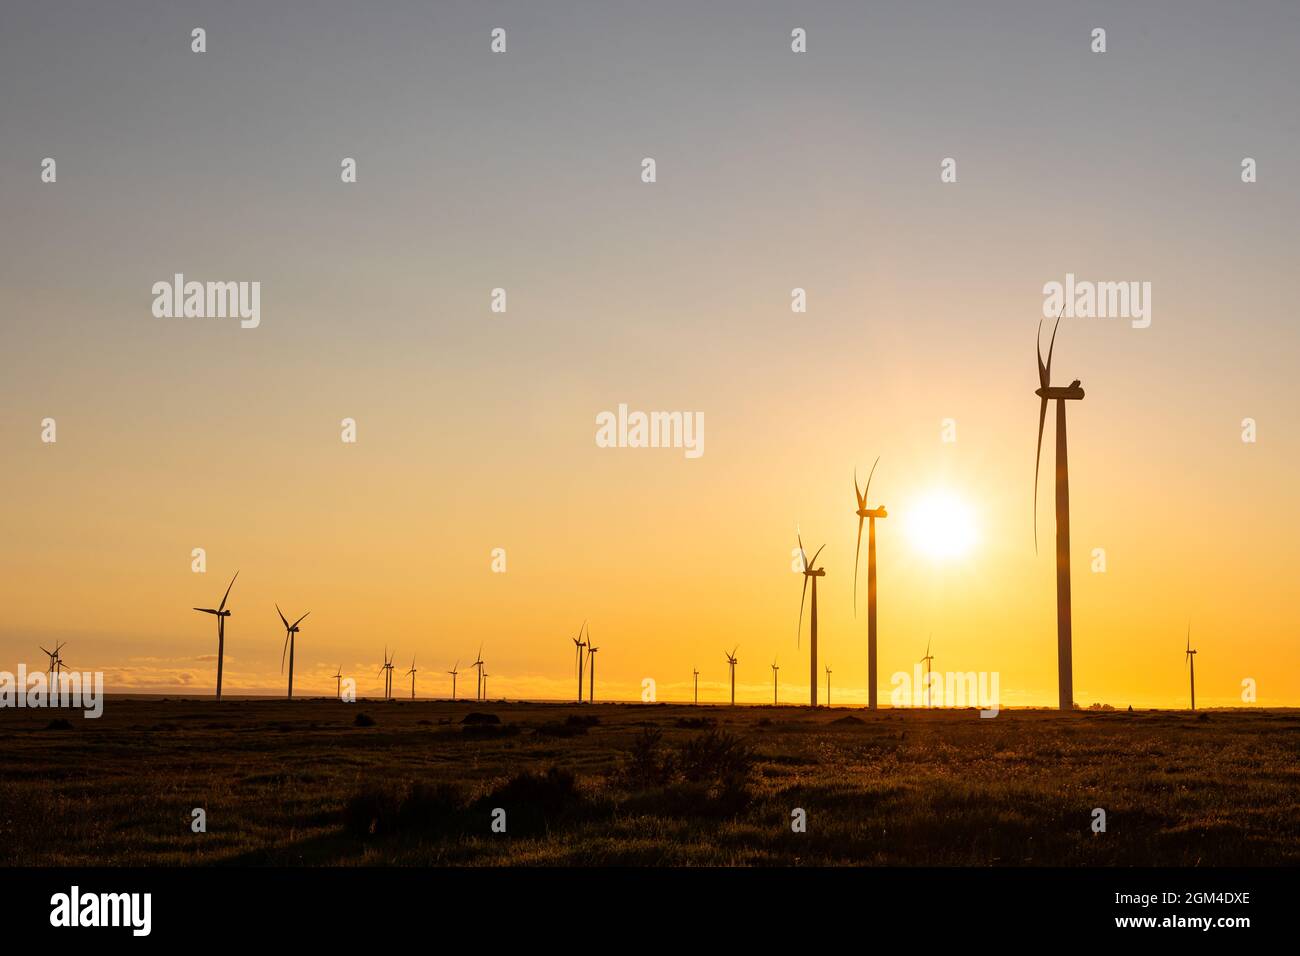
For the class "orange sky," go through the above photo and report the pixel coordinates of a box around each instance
[2,2,1297,708]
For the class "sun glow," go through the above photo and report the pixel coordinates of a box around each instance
[904,491,978,559]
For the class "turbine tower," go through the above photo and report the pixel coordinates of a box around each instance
[193,571,238,700]
[771,656,779,705]
[854,458,887,709]
[276,605,309,700]
[448,660,459,701]
[725,647,739,705]
[825,665,832,708]
[797,535,826,708]
[1034,315,1086,711]
[692,668,699,705]
[406,656,418,699]
[331,665,343,700]
[1185,626,1197,711]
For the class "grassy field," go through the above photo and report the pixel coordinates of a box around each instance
[2,699,1297,866]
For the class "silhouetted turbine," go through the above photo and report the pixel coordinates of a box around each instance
[1034,314,1085,711]
[797,535,826,708]
[193,572,238,700]
[854,458,887,709]
[276,604,310,700]
[725,647,739,705]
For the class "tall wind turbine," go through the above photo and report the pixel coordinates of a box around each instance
[406,656,418,700]
[725,647,739,705]
[1034,315,1086,711]
[193,571,238,700]
[481,671,490,699]
[797,535,826,708]
[854,458,887,710]
[1185,626,1197,711]
[587,640,599,703]
[331,665,343,700]
[573,622,588,703]
[448,660,459,701]
[692,668,699,705]
[771,656,779,705]
[276,605,309,700]
[919,637,935,708]
[825,665,832,708]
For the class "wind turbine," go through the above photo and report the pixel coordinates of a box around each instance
[39,642,65,681]
[406,656,418,700]
[471,644,484,700]
[572,622,587,703]
[725,646,739,705]
[448,660,459,701]
[692,668,699,705]
[854,457,887,709]
[919,637,935,708]
[825,665,832,708]
[587,640,599,703]
[1034,314,1086,711]
[331,665,343,700]
[1185,626,1197,711]
[377,647,395,699]
[193,571,238,700]
[771,656,779,705]
[276,604,309,699]
[797,534,826,708]
[482,671,490,699]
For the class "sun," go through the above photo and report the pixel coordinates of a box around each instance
[904,490,977,559]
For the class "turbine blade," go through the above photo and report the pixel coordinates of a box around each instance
[864,456,879,503]
[853,515,865,617]
[276,604,289,629]
[854,469,865,511]
[1045,312,1061,380]
[281,633,290,673]
[809,544,825,567]
[1033,396,1048,554]
[292,611,310,628]
[218,571,238,612]
[1036,319,1048,388]
[798,573,809,648]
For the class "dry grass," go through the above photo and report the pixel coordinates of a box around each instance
[1,699,1297,866]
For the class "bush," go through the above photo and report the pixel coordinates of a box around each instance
[476,767,581,835]
[618,727,676,789]
[461,712,501,725]
[353,712,376,727]
[342,780,469,838]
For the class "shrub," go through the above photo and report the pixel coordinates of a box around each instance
[353,712,376,727]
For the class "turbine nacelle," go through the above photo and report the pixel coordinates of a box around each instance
[1035,382,1085,400]
[856,506,888,519]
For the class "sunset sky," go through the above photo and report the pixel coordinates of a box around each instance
[2,1,1297,707]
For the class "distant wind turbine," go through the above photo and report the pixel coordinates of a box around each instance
[482,671,490,699]
[725,646,739,705]
[448,660,459,701]
[825,665,832,708]
[331,665,343,700]
[193,571,238,700]
[854,457,887,709]
[1185,626,1197,711]
[1034,314,1086,711]
[377,646,395,699]
[406,656,418,699]
[39,642,65,681]
[471,644,484,700]
[573,622,587,703]
[771,656,779,705]
[693,668,699,705]
[919,637,935,708]
[276,604,310,699]
[797,534,826,708]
